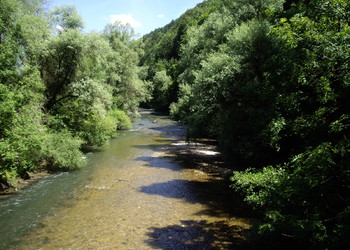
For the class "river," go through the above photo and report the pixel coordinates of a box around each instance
[0,110,252,249]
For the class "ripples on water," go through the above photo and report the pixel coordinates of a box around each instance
[0,111,252,249]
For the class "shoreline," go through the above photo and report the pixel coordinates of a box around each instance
[0,114,256,249]
[0,170,52,200]
[161,136,255,219]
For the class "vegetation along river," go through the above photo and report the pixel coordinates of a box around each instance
[0,110,253,249]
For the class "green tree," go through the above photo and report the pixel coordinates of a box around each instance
[50,5,84,31]
[104,22,151,113]
[0,1,146,186]
[231,0,350,248]
[40,28,84,111]
[147,0,350,247]
[0,0,84,186]
[151,70,172,111]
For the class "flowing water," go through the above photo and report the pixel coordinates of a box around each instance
[0,111,252,249]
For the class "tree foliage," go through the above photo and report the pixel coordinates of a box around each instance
[141,0,350,248]
[2,0,350,247]
[0,1,149,187]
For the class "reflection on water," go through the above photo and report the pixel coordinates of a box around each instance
[0,111,252,249]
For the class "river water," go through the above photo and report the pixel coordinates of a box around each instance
[0,110,252,249]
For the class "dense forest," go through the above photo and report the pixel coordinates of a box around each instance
[1,0,350,248]
[0,0,150,185]
[141,0,350,249]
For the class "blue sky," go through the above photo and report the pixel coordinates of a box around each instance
[48,0,204,36]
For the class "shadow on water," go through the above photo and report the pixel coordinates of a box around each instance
[0,110,256,249]
[135,152,225,177]
[139,179,251,219]
[134,138,226,176]
[140,180,203,203]
[134,119,257,249]
[135,123,255,219]
[145,219,250,249]
[135,156,181,172]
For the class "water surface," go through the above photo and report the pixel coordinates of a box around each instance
[0,111,251,249]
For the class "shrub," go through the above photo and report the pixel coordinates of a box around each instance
[109,109,132,130]
[40,130,85,171]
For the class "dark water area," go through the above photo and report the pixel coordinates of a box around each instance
[0,110,252,249]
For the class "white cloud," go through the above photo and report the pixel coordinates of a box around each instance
[109,14,143,28]
[156,14,165,18]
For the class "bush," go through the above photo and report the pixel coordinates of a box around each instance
[0,106,46,182]
[231,142,350,249]
[78,114,117,146]
[109,109,132,130]
[40,130,85,171]
[76,109,131,146]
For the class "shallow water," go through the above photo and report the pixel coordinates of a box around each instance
[0,111,251,249]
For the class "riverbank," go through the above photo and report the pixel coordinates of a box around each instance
[162,137,255,218]
[0,170,52,200]
[0,113,227,200]
[1,112,255,249]
[143,116,256,248]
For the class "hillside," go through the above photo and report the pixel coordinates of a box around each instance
[140,0,350,249]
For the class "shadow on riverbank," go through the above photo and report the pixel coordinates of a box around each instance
[135,122,258,249]
[134,129,254,219]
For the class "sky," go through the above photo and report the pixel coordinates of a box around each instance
[48,0,204,36]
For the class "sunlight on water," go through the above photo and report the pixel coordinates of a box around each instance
[0,111,252,249]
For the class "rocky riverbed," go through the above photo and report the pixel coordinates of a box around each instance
[1,111,254,249]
